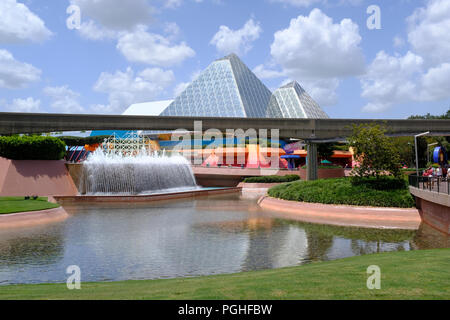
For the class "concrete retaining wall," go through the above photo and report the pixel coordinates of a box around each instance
[258,196,421,230]
[0,157,78,197]
[54,187,241,203]
[237,182,283,189]
[410,186,450,234]
[0,207,69,229]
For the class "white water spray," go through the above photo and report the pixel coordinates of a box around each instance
[79,149,198,195]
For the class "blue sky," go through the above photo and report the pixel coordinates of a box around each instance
[0,0,449,119]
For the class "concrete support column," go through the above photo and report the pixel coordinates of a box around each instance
[306,142,318,181]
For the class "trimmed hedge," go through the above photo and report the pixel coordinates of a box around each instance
[267,178,415,208]
[243,175,300,183]
[0,136,66,160]
[59,135,109,146]
[350,176,407,190]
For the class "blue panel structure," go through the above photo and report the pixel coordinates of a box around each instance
[433,146,448,165]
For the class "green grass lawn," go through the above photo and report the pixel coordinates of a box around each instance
[1,249,448,300]
[0,197,59,215]
[268,178,415,208]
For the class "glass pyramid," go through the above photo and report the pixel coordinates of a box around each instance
[160,54,273,118]
[266,81,329,119]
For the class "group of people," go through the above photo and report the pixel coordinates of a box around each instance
[423,165,449,181]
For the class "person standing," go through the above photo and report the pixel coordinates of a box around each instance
[436,167,443,188]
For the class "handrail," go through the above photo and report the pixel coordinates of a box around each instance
[408,174,449,195]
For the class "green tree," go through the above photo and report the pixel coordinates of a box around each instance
[390,136,427,168]
[408,108,450,161]
[317,143,334,160]
[408,107,449,120]
[391,137,414,167]
[348,123,402,179]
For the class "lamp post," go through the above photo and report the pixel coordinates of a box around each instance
[415,132,430,176]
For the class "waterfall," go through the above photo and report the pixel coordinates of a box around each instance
[80,149,198,195]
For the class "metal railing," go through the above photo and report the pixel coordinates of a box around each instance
[408,174,450,195]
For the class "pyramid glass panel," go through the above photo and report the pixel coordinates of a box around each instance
[160,54,272,118]
[266,81,329,119]
[227,54,273,117]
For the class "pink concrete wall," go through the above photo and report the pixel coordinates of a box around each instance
[259,196,421,230]
[416,197,450,235]
[0,157,78,197]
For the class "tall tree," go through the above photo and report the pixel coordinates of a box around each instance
[348,123,402,179]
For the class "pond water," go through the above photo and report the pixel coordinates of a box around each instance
[0,193,448,285]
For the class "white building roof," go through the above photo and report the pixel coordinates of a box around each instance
[122,99,174,116]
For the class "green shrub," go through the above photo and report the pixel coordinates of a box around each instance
[0,136,66,160]
[401,168,426,172]
[243,175,300,183]
[267,178,414,208]
[332,144,350,151]
[350,176,408,190]
[59,135,109,146]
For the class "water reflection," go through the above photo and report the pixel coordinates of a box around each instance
[0,193,448,285]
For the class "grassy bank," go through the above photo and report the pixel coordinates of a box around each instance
[268,178,415,208]
[1,249,448,300]
[0,197,59,215]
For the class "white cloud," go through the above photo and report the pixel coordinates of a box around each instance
[407,0,450,65]
[93,67,175,113]
[71,0,153,31]
[271,9,365,79]
[361,0,450,113]
[71,1,195,69]
[360,51,424,112]
[0,0,52,43]
[263,9,364,106]
[270,0,363,7]
[270,0,322,7]
[164,22,181,39]
[393,36,405,48]
[165,0,184,8]
[117,25,195,66]
[0,49,41,89]
[252,64,284,79]
[302,78,340,107]
[43,86,85,113]
[210,18,262,56]
[420,63,450,102]
[78,20,118,41]
[2,97,41,113]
